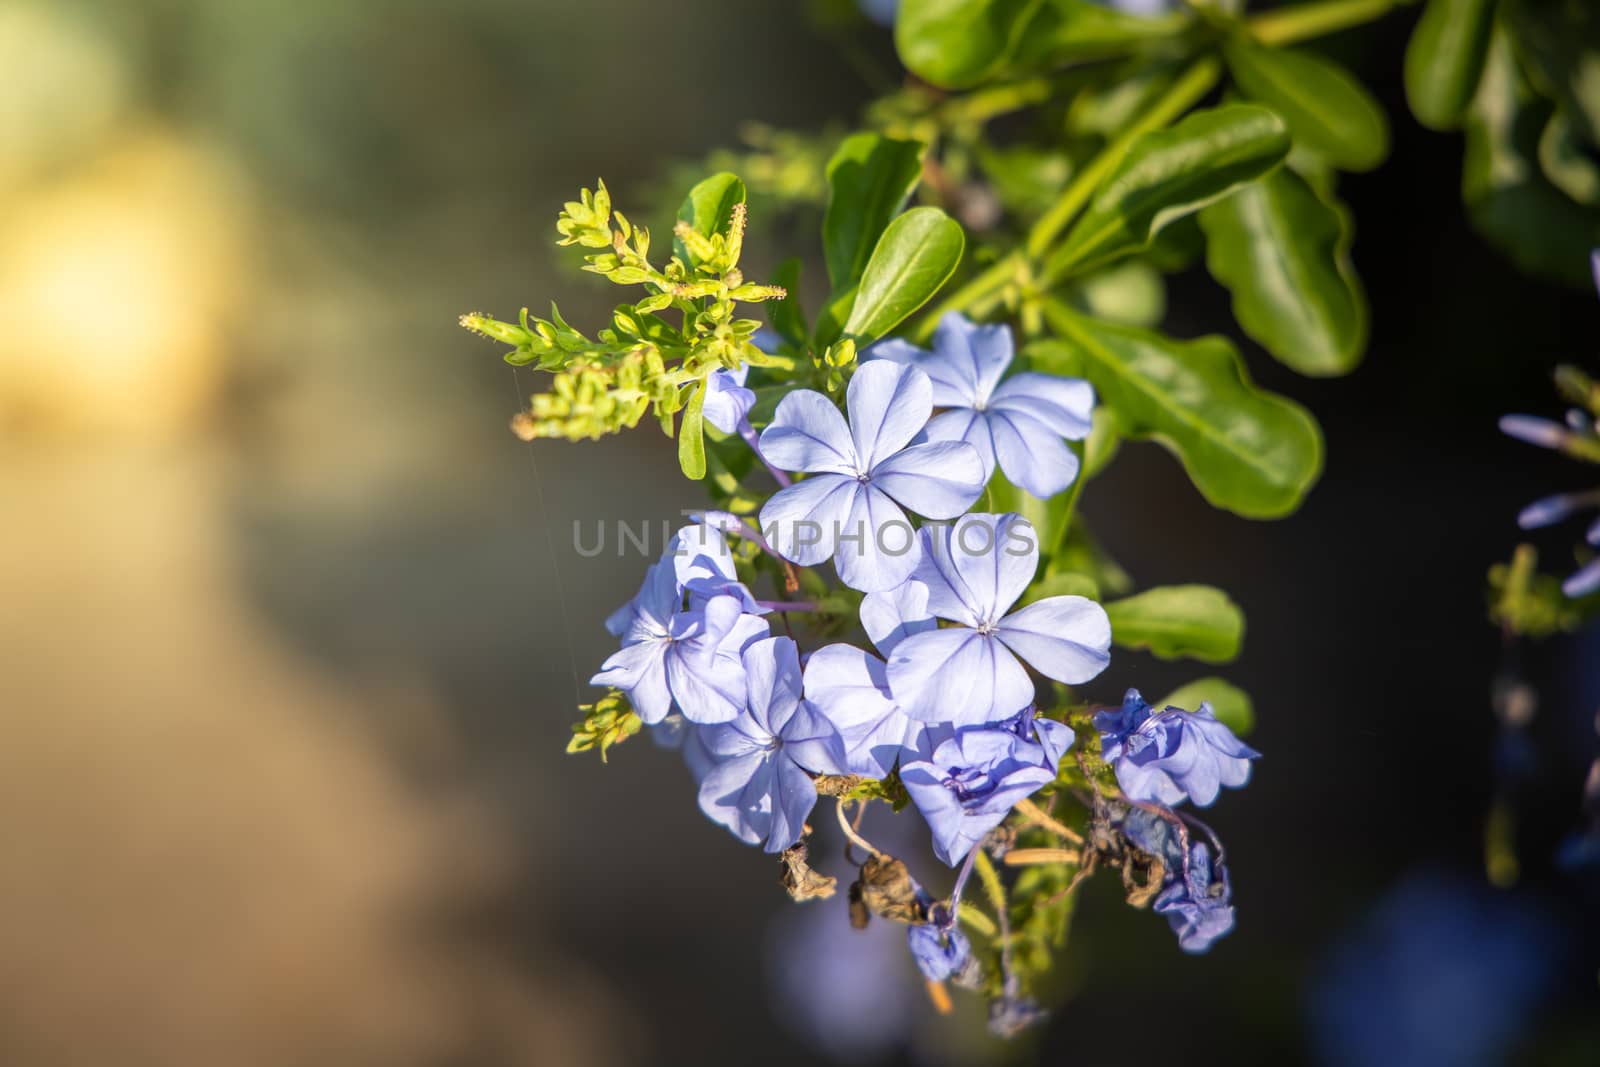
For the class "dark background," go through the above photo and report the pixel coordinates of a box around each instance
[1,2,1596,1064]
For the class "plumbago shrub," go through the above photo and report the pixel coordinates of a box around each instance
[458,0,1593,1040]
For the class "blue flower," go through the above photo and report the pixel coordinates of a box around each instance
[702,364,756,434]
[900,708,1070,865]
[667,520,765,613]
[697,636,849,852]
[757,360,986,592]
[871,313,1093,498]
[1153,841,1235,953]
[591,563,769,725]
[907,921,972,982]
[802,580,934,777]
[1095,688,1259,807]
[886,513,1112,724]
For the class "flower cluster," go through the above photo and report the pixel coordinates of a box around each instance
[478,173,1269,1037]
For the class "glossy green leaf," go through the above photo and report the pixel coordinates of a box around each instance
[1224,40,1390,172]
[1404,0,1496,131]
[895,0,1183,90]
[1035,301,1324,519]
[678,377,708,481]
[674,172,746,269]
[1105,585,1244,663]
[1046,104,1291,280]
[1199,165,1368,377]
[1463,31,1600,285]
[824,133,926,294]
[1157,678,1255,735]
[842,207,965,344]
[1066,259,1167,328]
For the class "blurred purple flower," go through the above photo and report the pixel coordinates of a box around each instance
[887,513,1111,724]
[872,312,1094,498]
[757,360,986,592]
[697,636,849,852]
[1095,688,1259,807]
[906,921,972,982]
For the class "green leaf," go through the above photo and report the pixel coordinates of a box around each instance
[1065,259,1167,328]
[1463,30,1600,285]
[1503,0,1600,145]
[1046,104,1291,280]
[823,133,927,294]
[1199,165,1368,377]
[1035,301,1324,519]
[1020,571,1101,605]
[678,377,708,480]
[1224,39,1389,172]
[842,207,966,344]
[1105,585,1244,663]
[768,258,808,347]
[895,0,1183,89]
[1540,108,1600,206]
[675,172,746,269]
[1156,678,1255,735]
[1404,0,1497,131]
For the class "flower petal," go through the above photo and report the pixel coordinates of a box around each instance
[803,643,913,777]
[833,486,921,593]
[990,410,1080,499]
[590,639,671,724]
[742,635,804,737]
[859,579,936,657]
[698,751,772,846]
[766,756,821,852]
[759,473,860,566]
[923,407,996,479]
[701,367,756,434]
[869,440,986,520]
[760,389,858,473]
[915,513,1039,625]
[779,700,851,778]
[988,372,1094,438]
[933,313,1014,407]
[845,360,934,471]
[887,627,1034,725]
[995,595,1111,685]
[868,336,973,409]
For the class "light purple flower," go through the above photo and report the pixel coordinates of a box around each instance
[886,513,1112,724]
[668,521,765,613]
[703,364,756,435]
[698,636,849,852]
[871,313,1093,498]
[1094,689,1259,807]
[590,564,768,725]
[802,581,934,777]
[900,709,1069,865]
[757,360,986,592]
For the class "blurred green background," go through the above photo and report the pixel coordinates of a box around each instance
[3,2,1598,1065]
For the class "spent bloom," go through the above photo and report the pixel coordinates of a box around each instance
[901,707,1071,865]
[887,513,1112,724]
[1095,688,1259,807]
[1120,807,1236,953]
[872,313,1094,498]
[907,921,974,982]
[590,563,768,724]
[758,360,986,592]
[697,636,849,852]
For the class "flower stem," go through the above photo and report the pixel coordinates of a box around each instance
[1029,56,1223,269]
[757,599,822,614]
[1014,797,1085,846]
[738,421,791,487]
[1247,0,1401,47]
[835,798,884,861]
